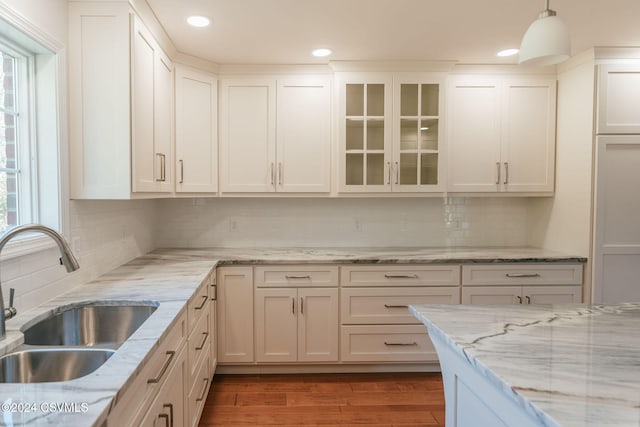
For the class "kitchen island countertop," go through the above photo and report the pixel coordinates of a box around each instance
[410,303,640,427]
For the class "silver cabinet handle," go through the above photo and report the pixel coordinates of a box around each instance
[395,161,399,185]
[525,296,531,304]
[147,350,175,384]
[384,304,409,308]
[300,297,304,314]
[495,161,501,185]
[195,332,209,351]
[387,161,391,184]
[162,403,174,427]
[285,275,311,280]
[517,296,523,304]
[384,342,417,346]
[505,273,541,278]
[210,284,217,301]
[158,413,170,427]
[270,162,275,186]
[278,162,283,186]
[196,377,209,402]
[504,162,509,185]
[194,295,207,310]
[179,159,184,184]
[292,297,295,314]
[384,274,418,279]
[156,153,166,182]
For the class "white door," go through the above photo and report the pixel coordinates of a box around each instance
[175,67,218,193]
[217,267,254,363]
[297,288,339,362]
[255,288,297,362]
[593,136,640,303]
[597,64,640,134]
[153,50,173,192]
[447,78,502,192]
[523,286,582,304]
[131,18,156,192]
[219,79,276,192]
[276,79,331,192]
[461,286,522,304]
[501,79,556,193]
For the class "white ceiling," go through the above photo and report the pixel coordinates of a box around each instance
[145,0,640,65]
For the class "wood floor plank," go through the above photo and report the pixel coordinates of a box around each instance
[199,373,445,427]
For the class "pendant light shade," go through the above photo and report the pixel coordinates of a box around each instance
[519,1,570,66]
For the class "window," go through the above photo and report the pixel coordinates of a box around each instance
[0,45,33,233]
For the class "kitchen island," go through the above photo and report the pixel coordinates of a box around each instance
[409,303,640,427]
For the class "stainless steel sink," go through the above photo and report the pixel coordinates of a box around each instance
[23,303,158,347]
[0,348,115,383]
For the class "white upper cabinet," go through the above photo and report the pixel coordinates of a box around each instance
[175,66,218,194]
[597,64,640,134]
[447,76,556,193]
[337,72,445,193]
[69,2,173,198]
[219,77,331,193]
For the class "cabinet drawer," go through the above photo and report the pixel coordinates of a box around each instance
[110,309,187,426]
[188,308,210,388]
[340,325,437,362]
[462,264,583,286]
[341,265,460,287]
[188,353,210,427]
[341,287,460,325]
[188,279,210,332]
[255,265,338,287]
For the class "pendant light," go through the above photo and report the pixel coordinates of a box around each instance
[519,0,570,66]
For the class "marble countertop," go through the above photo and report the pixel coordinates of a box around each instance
[409,303,640,427]
[0,246,585,426]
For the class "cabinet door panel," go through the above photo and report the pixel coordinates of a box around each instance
[597,64,640,134]
[462,286,521,304]
[255,288,297,362]
[277,79,331,192]
[131,18,156,192]
[154,51,173,192]
[175,67,218,193]
[447,79,501,192]
[502,80,556,192]
[220,80,276,192]
[217,267,254,363]
[298,288,338,362]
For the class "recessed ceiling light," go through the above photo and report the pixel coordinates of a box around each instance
[187,16,210,28]
[497,48,519,57]
[312,48,332,57]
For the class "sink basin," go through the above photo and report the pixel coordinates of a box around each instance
[23,303,158,347]
[0,348,115,383]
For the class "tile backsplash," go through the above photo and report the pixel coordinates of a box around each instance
[157,197,529,248]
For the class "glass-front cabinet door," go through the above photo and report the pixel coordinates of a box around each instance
[338,74,392,192]
[338,72,444,193]
[393,76,445,192]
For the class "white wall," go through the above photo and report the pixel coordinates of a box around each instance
[0,0,67,42]
[156,197,530,248]
[527,52,595,257]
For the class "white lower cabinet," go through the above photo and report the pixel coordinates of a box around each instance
[340,265,460,363]
[217,266,254,363]
[138,347,187,427]
[254,266,339,363]
[461,264,583,304]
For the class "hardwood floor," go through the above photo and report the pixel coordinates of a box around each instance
[198,372,445,426]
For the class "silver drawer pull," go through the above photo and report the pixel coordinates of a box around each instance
[147,350,175,384]
[162,403,174,427]
[194,295,207,310]
[195,332,209,351]
[384,304,409,309]
[285,275,311,279]
[505,273,541,278]
[384,342,418,346]
[196,377,209,402]
[384,274,418,279]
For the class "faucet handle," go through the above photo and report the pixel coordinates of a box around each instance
[4,288,16,320]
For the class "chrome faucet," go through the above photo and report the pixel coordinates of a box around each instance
[0,224,80,339]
